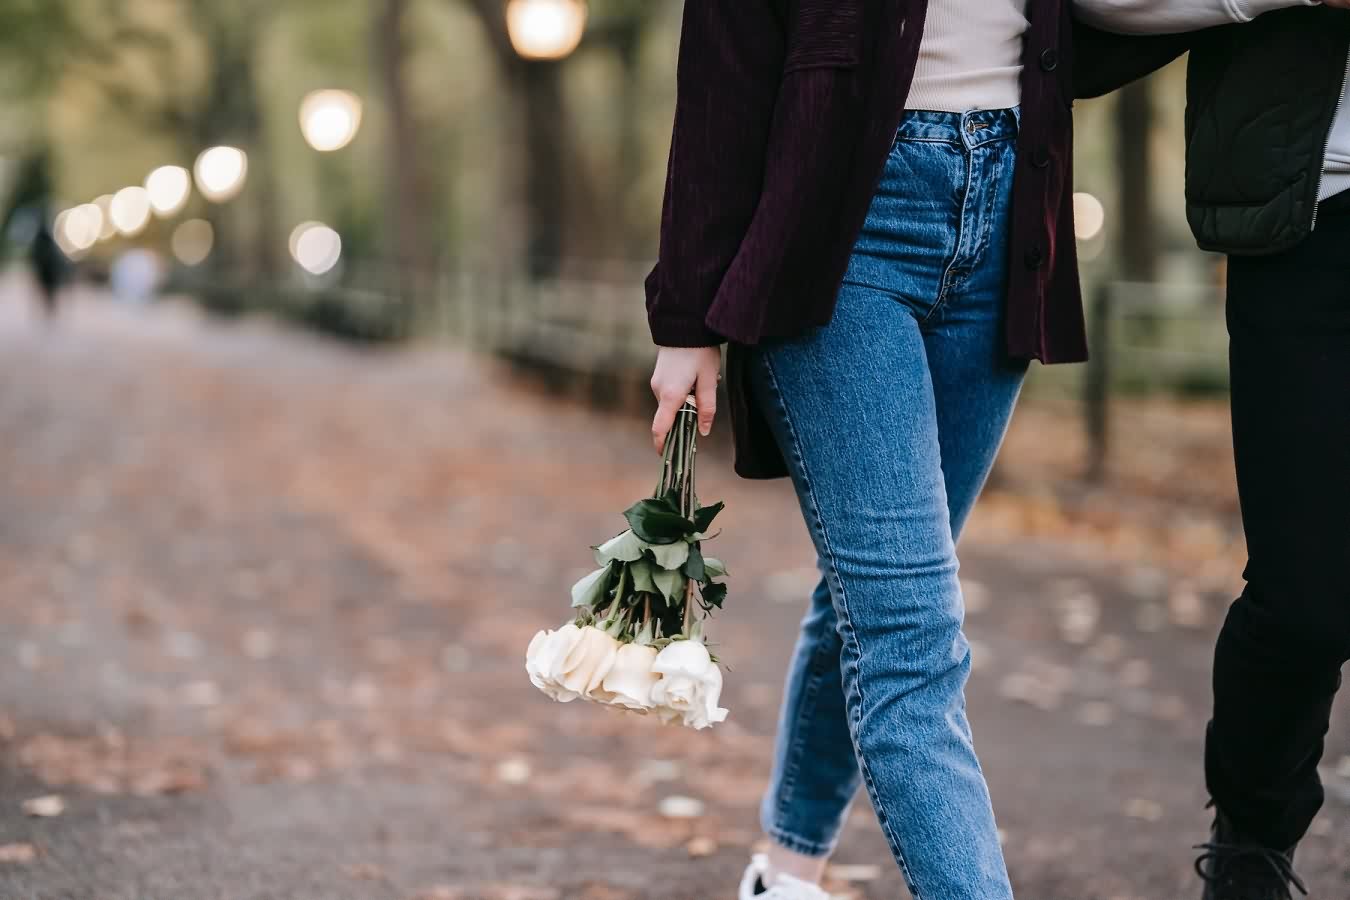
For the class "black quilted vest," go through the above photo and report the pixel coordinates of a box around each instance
[1184,6,1350,255]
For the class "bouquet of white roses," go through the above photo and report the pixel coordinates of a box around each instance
[526,398,729,729]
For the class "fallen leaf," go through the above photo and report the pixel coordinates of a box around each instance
[242,629,276,659]
[345,862,384,881]
[1118,659,1152,688]
[657,795,704,819]
[827,864,882,883]
[411,887,459,900]
[497,758,532,785]
[180,680,220,707]
[686,836,718,857]
[1076,702,1116,727]
[23,795,64,817]
[1123,798,1163,822]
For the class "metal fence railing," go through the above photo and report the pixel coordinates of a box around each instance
[1081,279,1227,480]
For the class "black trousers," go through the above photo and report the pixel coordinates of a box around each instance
[1205,197,1350,850]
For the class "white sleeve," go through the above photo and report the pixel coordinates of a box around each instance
[1074,0,1320,35]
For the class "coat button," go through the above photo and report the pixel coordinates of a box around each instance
[1030,147,1051,169]
[1039,48,1060,72]
[1025,247,1046,269]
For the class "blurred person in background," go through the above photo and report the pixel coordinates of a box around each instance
[26,205,66,319]
[2,153,68,321]
[1075,2,1350,898]
[643,2,1164,897]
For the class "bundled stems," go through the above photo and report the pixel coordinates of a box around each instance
[657,398,700,518]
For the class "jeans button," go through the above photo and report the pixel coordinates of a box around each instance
[1040,48,1060,72]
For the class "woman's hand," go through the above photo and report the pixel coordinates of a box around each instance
[649,346,721,452]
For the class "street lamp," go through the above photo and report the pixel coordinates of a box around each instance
[1073,192,1106,241]
[505,0,588,61]
[56,204,103,256]
[109,186,152,236]
[289,221,342,275]
[171,219,215,266]
[298,90,363,152]
[193,146,249,203]
[92,194,118,240]
[145,165,192,217]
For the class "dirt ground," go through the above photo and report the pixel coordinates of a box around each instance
[0,283,1345,900]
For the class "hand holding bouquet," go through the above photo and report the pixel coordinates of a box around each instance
[525,398,729,729]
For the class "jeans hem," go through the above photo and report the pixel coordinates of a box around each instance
[763,824,837,859]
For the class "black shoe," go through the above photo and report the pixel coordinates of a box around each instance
[1194,807,1307,900]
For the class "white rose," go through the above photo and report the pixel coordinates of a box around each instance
[650,639,729,730]
[596,643,660,711]
[525,623,585,702]
[557,626,621,699]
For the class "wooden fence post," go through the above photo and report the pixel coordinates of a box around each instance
[1085,281,1113,483]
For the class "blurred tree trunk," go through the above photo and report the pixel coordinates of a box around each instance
[185,4,283,283]
[462,0,572,280]
[374,0,430,304]
[1115,80,1157,282]
[612,27,643,262]
[518,61,568,278]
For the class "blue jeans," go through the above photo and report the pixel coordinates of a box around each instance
[750,109,1025,899]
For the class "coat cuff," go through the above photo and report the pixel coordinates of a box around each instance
[1229,0,1319,22]
[647,307,726,348]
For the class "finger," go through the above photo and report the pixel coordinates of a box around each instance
[694,370,718,437]
[651,392,682,453]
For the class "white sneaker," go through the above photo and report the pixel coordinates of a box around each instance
[737,853,831,900]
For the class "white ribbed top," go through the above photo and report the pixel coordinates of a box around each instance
[905,0,1030,113]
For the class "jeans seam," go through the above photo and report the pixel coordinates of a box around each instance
[771,639,833,824]
[925,142,976,327]
[764,823,836,859]
[955,145,1002,304]
[760,351,926,900]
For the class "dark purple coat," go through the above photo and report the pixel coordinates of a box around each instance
[645,0,1168,479]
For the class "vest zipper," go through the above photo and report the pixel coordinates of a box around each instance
[1311,48,1350,232]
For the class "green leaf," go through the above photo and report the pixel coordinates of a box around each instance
[682,543,705,581]
[653,567,687,604]
[594,529,646,567]
[646,539,690,571]
[691,501,725,534]
[701,581,728,609]
[624,497,695,545]
[570,565,613,609]
[628,558,659,595]
[702,557,728,578]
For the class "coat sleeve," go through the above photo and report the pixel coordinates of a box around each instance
[1071,18,1194,98]
[1074,0,1316,34]
[645,2,787,348]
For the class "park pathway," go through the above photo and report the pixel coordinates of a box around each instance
[0,284,1345,900]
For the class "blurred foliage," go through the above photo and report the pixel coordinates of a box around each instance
[0,1,1219,372]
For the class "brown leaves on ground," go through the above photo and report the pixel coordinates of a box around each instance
[0,842,37,863]
[16,732,207,797]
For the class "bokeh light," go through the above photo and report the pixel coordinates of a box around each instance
[193,146,249,202]
[55,204,104,256]
[1074,192,1106,241]
[145,165,192,217]
[298,90,363,152]
[289,221,342,275]
[171,219,215,266]
[92,194,118,241]
[505,0,588,61]
[110,186,152,236]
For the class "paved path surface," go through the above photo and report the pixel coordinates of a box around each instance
[0,286,1345,900]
